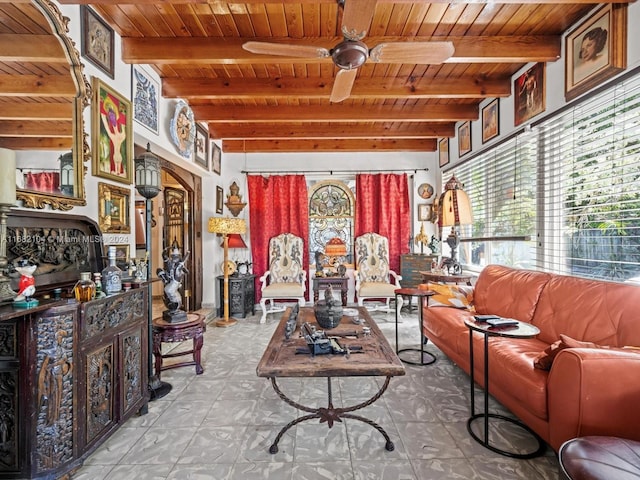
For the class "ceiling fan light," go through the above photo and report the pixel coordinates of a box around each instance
[331,40,368,70]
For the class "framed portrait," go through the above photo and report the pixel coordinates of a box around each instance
[438,138,449,168]
[170,100,195,159]
[216,186,223,214]
[417,204,432,222]
[80,6,114,78]
[132,66,159,135]
[98,183,131,234]
[565,4,627,102]
[514,63,546,126]
[92,78,133,185]
[108,244,130,271]
[482,99,500,143]
[194,124,209,169]
[211,142,221,175]
[458,121,472,157]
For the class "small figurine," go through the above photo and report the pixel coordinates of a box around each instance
[428,235,440,255]
[14,259,39,307]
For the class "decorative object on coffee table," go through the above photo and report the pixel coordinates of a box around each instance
[314,284,343,329]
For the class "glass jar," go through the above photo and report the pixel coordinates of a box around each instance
[74,272,96,302]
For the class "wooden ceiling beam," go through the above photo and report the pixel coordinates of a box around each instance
[0,75,76,98]
[0,137,72,150]
[163,76,510,100]
[0,120,72,138]
[210,122,456,139]
[0,102,73,121]
[56,0,631,5]
[0,34,66,63]
[122,35,560,65]
[193,104,478,123]
[222,138,437,153]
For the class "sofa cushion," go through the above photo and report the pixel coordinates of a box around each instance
[423,282,474,310]
[473,265,551,322]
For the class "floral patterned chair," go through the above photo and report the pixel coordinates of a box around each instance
[354,232,403,315]
[259,233,307,324]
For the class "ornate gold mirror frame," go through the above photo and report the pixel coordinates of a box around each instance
[15,0,90,211]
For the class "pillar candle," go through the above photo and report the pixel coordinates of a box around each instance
[0,148,16,205]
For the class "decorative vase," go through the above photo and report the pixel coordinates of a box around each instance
[314,285,343,329]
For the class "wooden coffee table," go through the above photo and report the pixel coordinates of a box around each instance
[257,306,405,454]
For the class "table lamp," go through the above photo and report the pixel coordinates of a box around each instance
[438,175,472,275]
[208,217,247,327]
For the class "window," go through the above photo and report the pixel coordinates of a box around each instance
[449,69,640,282]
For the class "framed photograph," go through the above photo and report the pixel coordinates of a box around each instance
[417,204,432,222]
[98,183,131,234]
[92,77,133,185]
[80,6,114,78]
[565,4,627,102]
[458,121,472,157]
[216,186,223,214]
[211,142,221,175]
[482,99,500,143]
[514,63,546,126]
[108,244,130,271]
[132,66,159,135]
[194,124,209,169]
[438,138,449,168]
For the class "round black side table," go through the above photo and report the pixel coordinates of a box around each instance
[394,287,436,366]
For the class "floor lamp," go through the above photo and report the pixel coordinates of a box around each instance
[208,217,247,327]
[135,144,172,400]
[438,175,473,275]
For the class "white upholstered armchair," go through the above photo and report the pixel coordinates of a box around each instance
[259,233,307,323]
[354,232,403,314]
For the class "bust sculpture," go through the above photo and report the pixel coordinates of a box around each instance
[157,246,189,323]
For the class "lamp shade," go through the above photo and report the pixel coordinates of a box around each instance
[438,175,472,228]
[223,233,247,249]
[134,143,161,199]
[208,217,246,235]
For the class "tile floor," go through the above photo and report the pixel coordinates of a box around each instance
[71,305,561,480]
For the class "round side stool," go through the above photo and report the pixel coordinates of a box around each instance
[559,436,640,480]
[152,313,206,378]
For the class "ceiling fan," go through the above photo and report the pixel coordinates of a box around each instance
[242,0,455,103]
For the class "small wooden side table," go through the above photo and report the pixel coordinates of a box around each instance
[419,271,473,285]
[312,276,348,306]
[152,313,206,378]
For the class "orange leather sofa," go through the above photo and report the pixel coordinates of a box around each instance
[421,265,640,451]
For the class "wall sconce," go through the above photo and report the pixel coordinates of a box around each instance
[224,181,247,217]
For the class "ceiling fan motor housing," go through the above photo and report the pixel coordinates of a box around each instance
[332,40,368,70]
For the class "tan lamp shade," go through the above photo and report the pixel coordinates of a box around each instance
[438,175,473,228]
[208,217,247,235]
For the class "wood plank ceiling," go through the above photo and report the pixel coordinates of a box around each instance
[2,0,632,153]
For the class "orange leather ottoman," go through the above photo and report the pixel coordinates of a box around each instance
[559,436,640,480]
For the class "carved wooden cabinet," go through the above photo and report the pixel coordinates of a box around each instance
[0,288,148,480]
[400,254,438,288]
[217,274,256,319]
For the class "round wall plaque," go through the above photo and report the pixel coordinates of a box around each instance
[418,183,434,199]
[170,100,195,159]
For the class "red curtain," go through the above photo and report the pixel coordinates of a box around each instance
[247,174,309,301]
[355,173,411,273]
[24,172,60,193]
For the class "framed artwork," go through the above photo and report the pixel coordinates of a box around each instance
[216,186,224,214]
[514,63,546,126]
[109,244,130,271]
[565,4,627,102]
[80,6,114,78]
[132,66,159,135]
[98,183,131,234]
[170,100,195,159]
[417,204,432,222]
[482,99,500,143]
[458,121,472,157]
[438,138,449,168]
[92,78,133,185]
[194,124,209,169]
[417,183,434,200]
[211,142,221,175]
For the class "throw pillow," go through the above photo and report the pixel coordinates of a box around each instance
[421,282,475,310]
[533,334,607,370]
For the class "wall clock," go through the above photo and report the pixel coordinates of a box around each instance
[170,100,195,159]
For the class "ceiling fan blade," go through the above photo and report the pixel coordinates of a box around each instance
[369,41,455,64]
[341,0,377,41]
[330,68,358,103]
[242,41,330,59]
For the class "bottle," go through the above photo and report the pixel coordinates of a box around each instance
[74,272,96,302]
[102,245,122,295]
[93,272,106,298]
